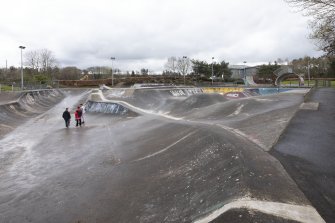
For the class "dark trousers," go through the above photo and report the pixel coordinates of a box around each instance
[76,118,81,127]
[64,119,70,128]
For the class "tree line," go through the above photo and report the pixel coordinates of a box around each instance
[257,56,335,82]
[0,53,334,86]
[162,56,232,81]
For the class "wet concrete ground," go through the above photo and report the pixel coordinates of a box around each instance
[0,88,327,222]
[271,88,335,223]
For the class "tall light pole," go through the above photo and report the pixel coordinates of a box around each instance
[110,57,115,86]
[211,57,214,86]
[182,56,187,85]
[307,61,310,86]
[19,46,26,90]
[243,61,247,86]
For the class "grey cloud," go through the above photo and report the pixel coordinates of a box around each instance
[0,0,323,71]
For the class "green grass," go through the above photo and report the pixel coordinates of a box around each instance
[281,80,335,87]
[0,85,20,91]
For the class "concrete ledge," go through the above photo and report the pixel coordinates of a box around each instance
[300,102,319,110]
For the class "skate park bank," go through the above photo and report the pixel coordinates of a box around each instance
[0,86,329,222]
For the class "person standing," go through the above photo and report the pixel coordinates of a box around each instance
[74,106,82,127]
[62,108,71,128]
[80,103,86,124]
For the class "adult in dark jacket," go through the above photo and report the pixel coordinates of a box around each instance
[62,108,71,128]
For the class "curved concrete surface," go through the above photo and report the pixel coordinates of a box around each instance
[275,73,304,86]
[273,66,304,86]
[245,76,257,86]
[0,87,325,222]
[0,90,65,138]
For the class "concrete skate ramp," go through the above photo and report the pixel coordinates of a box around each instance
[0,87,325,222]
[274,66,304,86]
[101,88,307,151]
[245,76,257,86]
[0,90,65,138]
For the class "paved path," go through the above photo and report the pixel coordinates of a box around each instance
[271,88,335,223]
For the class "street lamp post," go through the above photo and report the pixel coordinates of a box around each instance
[307,61,310,86]
[110,57,115,86]
[211,57,214,86]
[182,56,187,85]
[243,61,247,86]
[19,46,26,90]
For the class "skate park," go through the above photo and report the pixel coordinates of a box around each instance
[0,83,334,223]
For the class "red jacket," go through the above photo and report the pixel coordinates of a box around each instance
[74,110,81,120]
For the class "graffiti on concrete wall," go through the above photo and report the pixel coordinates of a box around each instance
[170,88,203,97]
[202,87,244,94]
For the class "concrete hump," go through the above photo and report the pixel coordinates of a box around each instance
[0,89,64,138]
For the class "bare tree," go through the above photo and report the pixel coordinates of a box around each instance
[164,57,177,74]
[285,0,335,19]
[40,49,57,72]
[25,50,40,70]
[140,68,149,75]
[24,48,57,73]
[276,58,285,65]
[176,57,191,76]
[310,17,335,55]
[285,0,335,56]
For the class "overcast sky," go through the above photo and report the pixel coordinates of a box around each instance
[0,0,322,73]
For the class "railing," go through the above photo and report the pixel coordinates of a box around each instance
[315,79,334,87]
[0,81,59,92]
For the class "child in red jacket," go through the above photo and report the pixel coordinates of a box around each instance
[74,107,82,127]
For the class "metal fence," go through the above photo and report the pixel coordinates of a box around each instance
[0,81,60,92]
[314,79,334,87]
